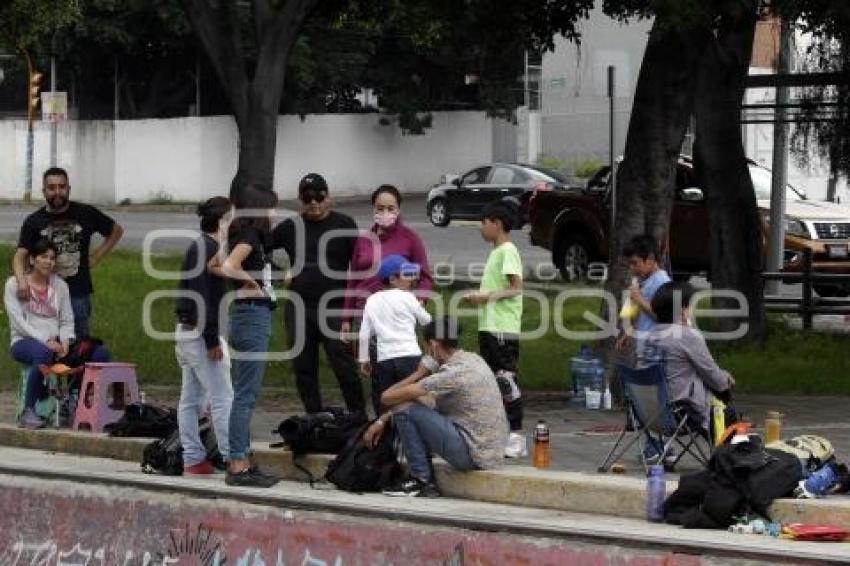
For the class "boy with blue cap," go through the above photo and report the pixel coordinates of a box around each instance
[358,254,432,412]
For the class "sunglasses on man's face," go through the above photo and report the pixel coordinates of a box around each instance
[300,191,327,204]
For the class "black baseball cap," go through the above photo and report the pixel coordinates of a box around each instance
[298,173,328,195]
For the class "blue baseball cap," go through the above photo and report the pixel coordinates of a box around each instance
[378,254,420,281]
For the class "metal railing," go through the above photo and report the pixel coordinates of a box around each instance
[763,248,850,330]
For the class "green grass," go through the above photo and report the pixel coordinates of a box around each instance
[714,324,850,395]
[2,244,849,394]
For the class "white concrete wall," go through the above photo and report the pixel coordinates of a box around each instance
[273,111,496,199]
[0,119,114,202]
[114,118,204,203]
[539,6,651,166]
[0,111,504,203]
[73,121,115,203]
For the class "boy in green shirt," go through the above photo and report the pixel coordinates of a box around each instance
[463,202,525,458]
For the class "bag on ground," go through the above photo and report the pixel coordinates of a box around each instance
[140,416,221,475]
[767,435,835,473]
[325,421,402,492]
[141,427,183,475]
[105,403,178,438]
[273,407,367,455]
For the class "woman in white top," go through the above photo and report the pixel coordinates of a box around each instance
[5,238,74,428]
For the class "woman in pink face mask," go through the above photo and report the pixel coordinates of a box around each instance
[341,185,433,342]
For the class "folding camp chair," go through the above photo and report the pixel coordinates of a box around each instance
[598,361,711,473]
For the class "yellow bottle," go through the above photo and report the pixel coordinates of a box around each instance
[764,411,783,444]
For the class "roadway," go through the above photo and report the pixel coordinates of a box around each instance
[0,196,552,278]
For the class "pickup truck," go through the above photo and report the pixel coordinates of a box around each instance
[528,156,850,296]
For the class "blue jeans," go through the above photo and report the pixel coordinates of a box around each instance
[393,402,477,483]
[71,295,92,338]
[373,355,420,413]
[228,303,271,461]
[176,325,233,465]
[11,337,109,410]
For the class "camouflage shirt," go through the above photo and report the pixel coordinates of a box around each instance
[420,351,509,469]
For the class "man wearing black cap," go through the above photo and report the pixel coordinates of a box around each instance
[270,173,366,414]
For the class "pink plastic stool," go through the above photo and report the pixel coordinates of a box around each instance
[72,362,140,432]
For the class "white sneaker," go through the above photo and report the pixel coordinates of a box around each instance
[504,432,528,458]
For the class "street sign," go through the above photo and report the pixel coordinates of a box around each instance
[41,91,67,122]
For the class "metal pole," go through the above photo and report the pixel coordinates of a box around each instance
[523,50,530,109]
[608,65,616,232]
[113,55,119,120]
[522,50,530,163]
[49,33,57,166]
[802,248,813,330]
[195,55,201,116]
[24,49,34,202]
[767,19,791,294]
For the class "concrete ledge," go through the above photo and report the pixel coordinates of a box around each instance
[2,424,849,527]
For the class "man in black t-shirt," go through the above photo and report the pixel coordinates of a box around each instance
[15,167,124,337]
[270,173,366,414]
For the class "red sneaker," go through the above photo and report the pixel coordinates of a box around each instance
[183,460,215,475]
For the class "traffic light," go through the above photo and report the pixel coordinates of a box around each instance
[28,71,43,114]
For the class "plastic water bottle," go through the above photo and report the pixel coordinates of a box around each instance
[569,346,594,403]
[602,385,612,410]
[646,464,666,522]
[584,365,604,410]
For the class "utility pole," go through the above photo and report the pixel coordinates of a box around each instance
[608,65,616,233]
[195,55,201,116]
[767,19,791,294]
[113,55,119,120]
[22,49,42,202]
[49,32,58,166]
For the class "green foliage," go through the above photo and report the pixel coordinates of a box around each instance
[536,154,569,174]
[535,155,605,178]
[784,1,850,178]
[0,0,80,53]
[573,157,606,178]
[7,0,597,126]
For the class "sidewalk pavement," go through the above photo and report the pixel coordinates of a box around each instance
[2,389,848,477]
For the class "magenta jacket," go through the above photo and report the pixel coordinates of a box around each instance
[343,219,433,321]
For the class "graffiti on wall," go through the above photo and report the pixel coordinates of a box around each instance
[0,480,723,566]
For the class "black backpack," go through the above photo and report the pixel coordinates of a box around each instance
[141,427,183,475]
[272,407,367,456]
[325,421,402,492]
[105,403,178,438]
[140,417,223,475]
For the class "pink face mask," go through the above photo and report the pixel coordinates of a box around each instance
[374,210,399,228]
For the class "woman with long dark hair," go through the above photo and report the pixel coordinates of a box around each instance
[175,196,233,474]
[220,185,280,487]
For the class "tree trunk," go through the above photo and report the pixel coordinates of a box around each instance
[694,1,765,340]
[181,0,318,200]
[602,19,710,377]
[231,89,282,196]
[827,141,839,203]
